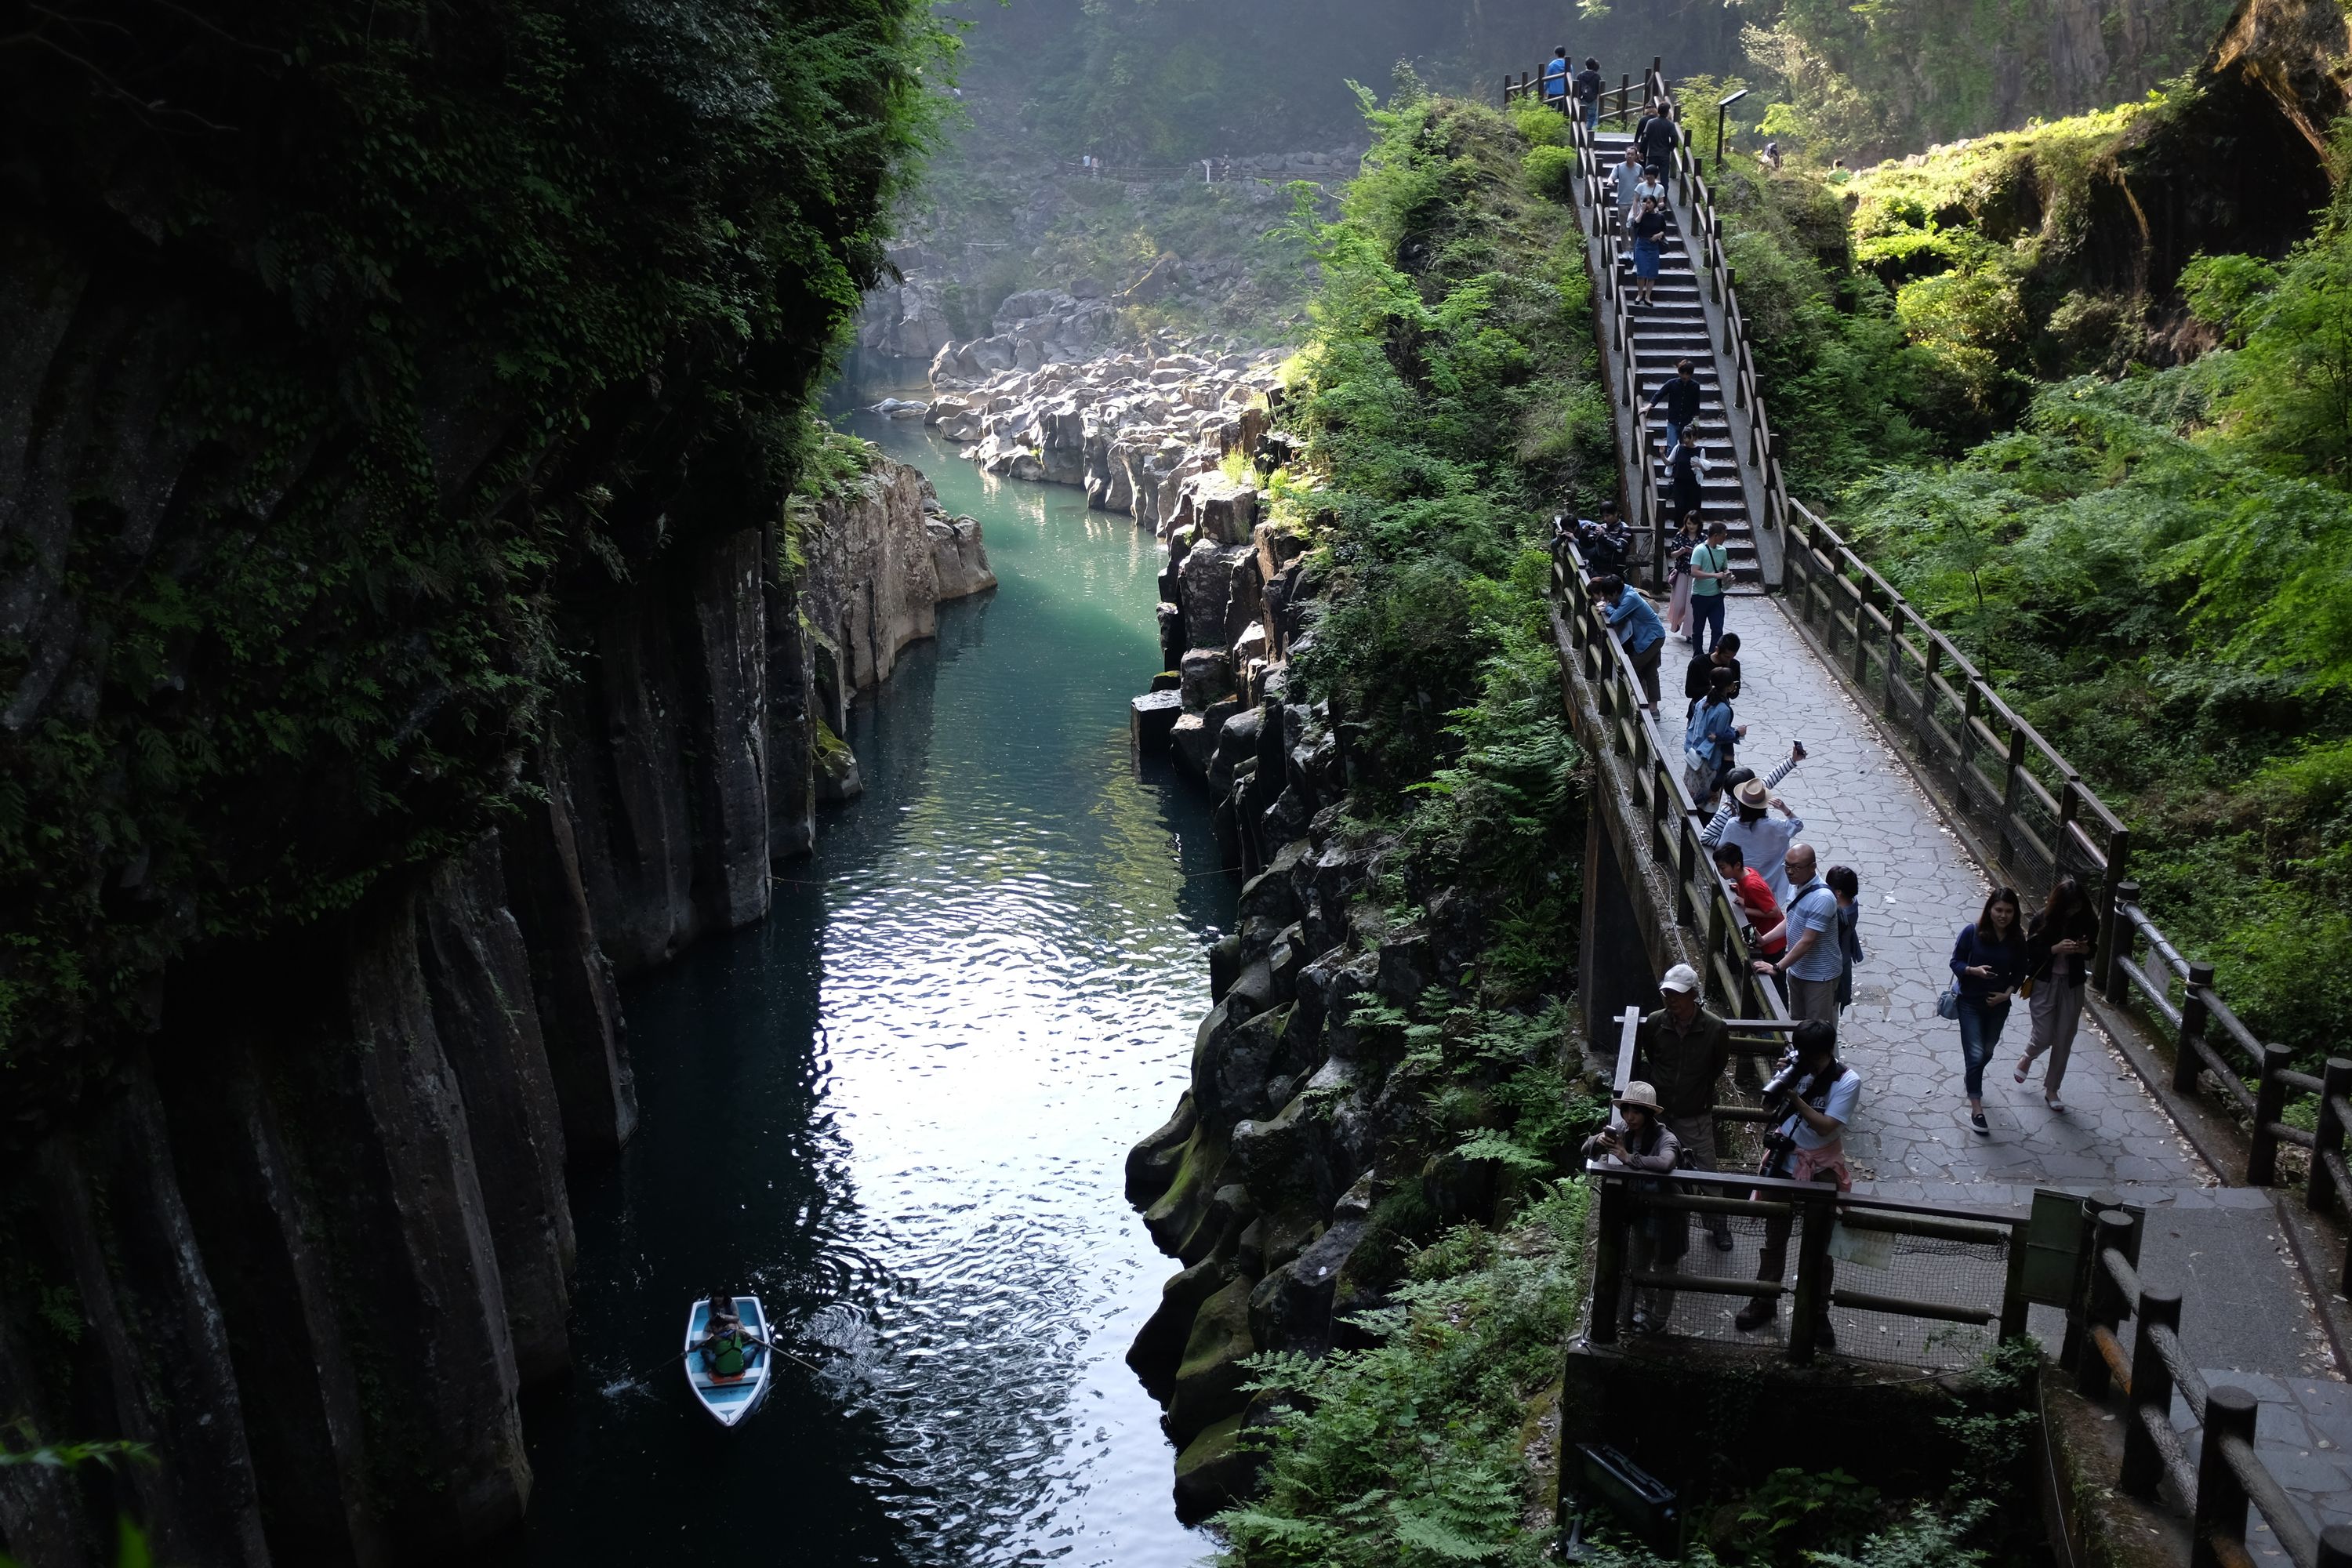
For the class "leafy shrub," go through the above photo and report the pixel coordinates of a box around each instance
[1523,143,1579,201]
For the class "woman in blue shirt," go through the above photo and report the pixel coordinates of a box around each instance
[1682,666,1744,808]
[1949,887,2024,1134]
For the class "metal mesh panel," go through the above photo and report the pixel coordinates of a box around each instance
[1615,1192,2010,1371]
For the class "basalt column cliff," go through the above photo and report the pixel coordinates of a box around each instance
[0,5,975,1563]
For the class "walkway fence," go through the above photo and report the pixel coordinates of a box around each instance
[1588,1007,2027,1370]
[1531,56,2343,1294]
[2063,1195,2352,1568]
[1519,60,1793,583]
[1551,539,1790,1026]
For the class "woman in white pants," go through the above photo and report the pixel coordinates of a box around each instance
[2016,877,2098,1112]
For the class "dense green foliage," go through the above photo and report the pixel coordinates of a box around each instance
[0,1,944,1076]
[1218,1189,1591,1568]
[1203,85,1613,1566]
[1711,101,2352,1064]
[1743,0,2232,162]
[944,0,1745,159]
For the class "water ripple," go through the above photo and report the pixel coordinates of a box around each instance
[518,401,1229,1568]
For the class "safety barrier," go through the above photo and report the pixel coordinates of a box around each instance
[1589,1006,2029,1368]
[2066,1196,2352,1568]
[1552,541,1789,1025]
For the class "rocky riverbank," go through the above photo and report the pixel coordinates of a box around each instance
[0,443,988,1566]
[924,334,1287,535]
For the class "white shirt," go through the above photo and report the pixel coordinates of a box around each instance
[1633,177,1668,210]
[1719,813,1803,904]
[1781,1065,1860,1150]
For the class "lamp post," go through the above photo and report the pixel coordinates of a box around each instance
[1715,89,1750,172]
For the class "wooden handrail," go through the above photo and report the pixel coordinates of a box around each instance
[2069,1203,2352,1568]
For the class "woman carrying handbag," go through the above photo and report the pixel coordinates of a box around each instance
[1947,887,2024,1134]
[2015,877,2098,1112]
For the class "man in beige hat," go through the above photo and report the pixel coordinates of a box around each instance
[1635,963,1734,1251]
[1715,774,1805,906]
[1582,1080,1687,1332]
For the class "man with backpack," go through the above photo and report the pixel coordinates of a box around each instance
[1573,56,1605,132]
[1637,101,1680,169]
[1542,48,1570,109]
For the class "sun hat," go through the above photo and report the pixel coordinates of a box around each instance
[1613,1080,1662,1112]
[1736,778,1770,809]
[1659,963,1700,995]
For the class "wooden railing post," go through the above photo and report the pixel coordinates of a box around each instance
[1589,1174,1629,1345]
[2249,1042,2293,1185]
[2313,1057,2352,1212]
[1999,1218,2031,1340]
[1998,726,2028,873]
[2060,1189,2122,1372]
[2174,958,2212,1095]
[2192,1385,2259,1568]
[2105,876,2141,1008]
[2096,827,2131,999]
[2074,1208,2135,1398]
[1788,1181,1835,1365]
[2120,1285,2182,1497]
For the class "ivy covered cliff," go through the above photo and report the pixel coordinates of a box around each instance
[0,4,964,1562]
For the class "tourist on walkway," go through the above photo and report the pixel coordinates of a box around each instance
[1682,666,1743,806]
[1637,102,1679,169]
[1543,48,1570,108]
[1826,864,1866,1014]
[1598,575,1664,712]
[1668,442,1705,535]
[1665,512,1704,637]
[1574,56,1606,132]
[2016,877,2098,1113]
[1632,162,1668,213]
[1635,964,1735,1253]
[1628,197,1668,308]
[1735,1020,1857,1341]
[1752,844,1841,1024]
[1611,143,1645,225]
[1703,740,1803,844]
[1682,630,1739,716]
[1949,886,2024,1134]
[1714,843,1786,978]
[1716,776,1802,905]
[1650,359,1704,456]
[1686,521,1732,655]
[1582,1080,1686,1333]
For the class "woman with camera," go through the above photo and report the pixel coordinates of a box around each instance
[1949,887,2024,1134]
[1582,1081,1686,1334]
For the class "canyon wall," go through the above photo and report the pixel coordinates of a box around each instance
[0,459,989,1566]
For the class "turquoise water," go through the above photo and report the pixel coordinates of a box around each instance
[517,380,1221,1566]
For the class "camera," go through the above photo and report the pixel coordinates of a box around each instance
[1760,1047,1804,1099]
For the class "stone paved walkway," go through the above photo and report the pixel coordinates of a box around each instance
[1698,595,2209,1193]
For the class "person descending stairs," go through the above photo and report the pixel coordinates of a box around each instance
[1592,125,1760,591]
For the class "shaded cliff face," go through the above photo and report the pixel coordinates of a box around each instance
[0,462,990,1563]
[0,5,979,1546]
[0,0,938,1122]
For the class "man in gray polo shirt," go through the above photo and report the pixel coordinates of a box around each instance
[1751,843,1841,1024]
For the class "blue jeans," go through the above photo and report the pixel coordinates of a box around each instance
[1690,592,1725,652]
[1583,102,1599,132]
[1958,996,2011,1098]
[1665,418,1688,456]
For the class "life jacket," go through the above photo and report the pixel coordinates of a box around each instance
[702,1327,750,1379]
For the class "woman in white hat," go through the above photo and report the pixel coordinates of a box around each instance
[1582,1081,1687,1333]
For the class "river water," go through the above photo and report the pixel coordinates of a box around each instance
[517,377,1218,1566]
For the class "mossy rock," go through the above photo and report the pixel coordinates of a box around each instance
[1167,1276,1256,1446]
[1172,1412,1261,1525]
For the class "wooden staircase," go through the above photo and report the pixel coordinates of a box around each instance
[1515,61,1795,593]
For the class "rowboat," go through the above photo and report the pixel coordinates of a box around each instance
[683,1296,771,1428]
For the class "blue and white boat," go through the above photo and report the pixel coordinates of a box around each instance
[683,1296,771,1428]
